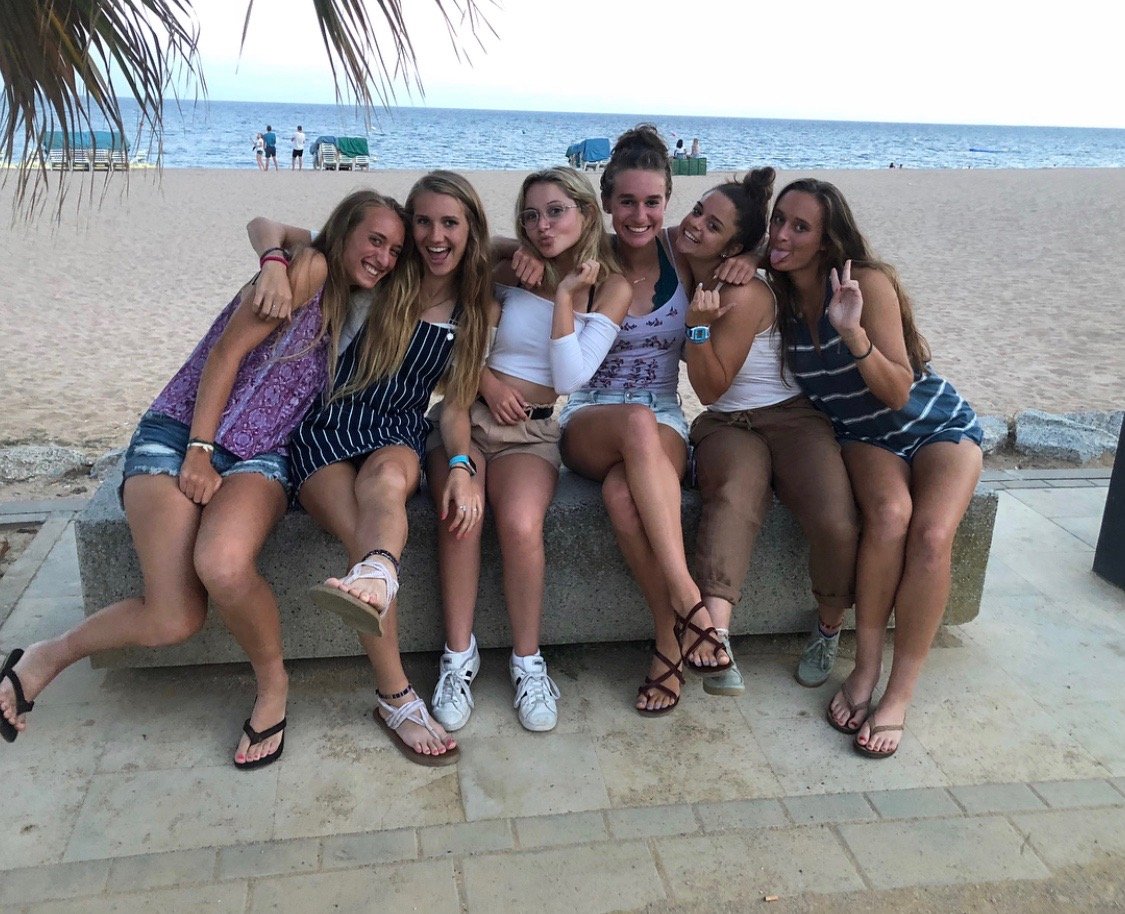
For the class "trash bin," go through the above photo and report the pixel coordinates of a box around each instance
[1093,421,1125,590]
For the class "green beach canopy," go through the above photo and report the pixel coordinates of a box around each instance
[335,136,368,157]
[41,130,128,152]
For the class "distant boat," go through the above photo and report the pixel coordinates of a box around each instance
[969,147,1006,153]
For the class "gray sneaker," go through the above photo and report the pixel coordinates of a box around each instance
[703,635,744,696]
[795,626,839,687]
[431,642,480,731]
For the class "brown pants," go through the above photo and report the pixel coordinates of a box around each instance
[691,396,858,608]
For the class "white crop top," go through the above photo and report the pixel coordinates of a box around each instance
[490,284,620,393]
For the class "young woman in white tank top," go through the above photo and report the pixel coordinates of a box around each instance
[678,169,860,699]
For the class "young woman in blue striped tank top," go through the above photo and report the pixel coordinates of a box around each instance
[768,179,983,759]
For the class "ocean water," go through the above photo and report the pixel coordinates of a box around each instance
[59,100,1125,171]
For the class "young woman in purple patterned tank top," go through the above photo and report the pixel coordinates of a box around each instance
[0,193,407,768]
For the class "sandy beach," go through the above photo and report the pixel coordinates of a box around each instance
[1,167,1123,460]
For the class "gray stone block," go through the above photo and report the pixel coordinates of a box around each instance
[977,415,1010,454]
[1014,409,1123,463]
[76,466,998,668]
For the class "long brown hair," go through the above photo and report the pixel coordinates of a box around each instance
[769,178,931,374]
[337,171,492,408]
[515,166,620,289]
[305,189,407,395]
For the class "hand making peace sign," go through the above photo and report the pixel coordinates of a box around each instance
[827,259,864,336]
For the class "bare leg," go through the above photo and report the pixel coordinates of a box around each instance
[427,444,487,653]
[827,444,911,732]
[856,439,982,754]
[193,474,288,764]
[1,476,208,735]
[300,451,455,758]
[487,453,558,656]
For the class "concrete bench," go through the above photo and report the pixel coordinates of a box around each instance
[75,469,998,668]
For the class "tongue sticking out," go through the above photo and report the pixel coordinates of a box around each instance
[769,249,788,267]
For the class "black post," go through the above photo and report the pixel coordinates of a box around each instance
[1093,421,1125,590]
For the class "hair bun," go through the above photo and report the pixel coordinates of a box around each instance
[612,123,668,157]
[743,167,776,206]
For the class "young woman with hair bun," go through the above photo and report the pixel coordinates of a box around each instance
[679,168,859,698]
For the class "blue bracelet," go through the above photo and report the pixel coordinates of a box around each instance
[448,454,477,476]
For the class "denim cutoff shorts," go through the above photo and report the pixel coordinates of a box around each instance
[558,389,689,443]
[120,411,291,505]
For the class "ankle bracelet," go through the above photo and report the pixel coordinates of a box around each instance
[363,548,401,576]
[376,683,412,701]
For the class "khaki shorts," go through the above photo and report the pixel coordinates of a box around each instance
[427,399,562,469]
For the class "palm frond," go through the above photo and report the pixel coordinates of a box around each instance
[1,0,495,219]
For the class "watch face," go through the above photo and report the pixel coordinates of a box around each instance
[688,325,710,342]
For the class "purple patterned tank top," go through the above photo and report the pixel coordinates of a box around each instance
[585,281,688,394]
[150,288,328,458]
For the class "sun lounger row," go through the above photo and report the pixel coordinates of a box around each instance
[47,148,129,171]
[315,143,371,171]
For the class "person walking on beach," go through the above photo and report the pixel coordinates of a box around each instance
[768,178,982,759]
[263,125,278,171]
[254,133,266,171]
[0,191,408,768]
[246,171,491,766]
[291,126,306,170]
[426,167,631,734]
[677,169,859,697]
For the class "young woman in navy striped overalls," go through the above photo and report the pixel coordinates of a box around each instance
[768,179,982,759]
[248,172,492,766]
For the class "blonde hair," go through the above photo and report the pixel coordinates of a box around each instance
[515,166,620,289]
[337,171,492,408]
[302,190,406,395]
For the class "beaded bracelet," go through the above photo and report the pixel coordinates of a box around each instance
[361,547,401,576]
[259,246,290,263]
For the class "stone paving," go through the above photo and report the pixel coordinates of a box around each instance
[0,473,1122,912]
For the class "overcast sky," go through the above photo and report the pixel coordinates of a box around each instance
[184,0,1123,129]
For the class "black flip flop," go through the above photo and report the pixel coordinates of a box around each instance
[233,717,286,770]
[1,649,35,743]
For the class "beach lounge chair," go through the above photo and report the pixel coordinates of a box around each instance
[317,143,340,170]
[335,137,370,172]
[70,148,92,171]
[109,149,129,171]
[92,148,112,171]
[48,148,69,170]
[565,137,611,170]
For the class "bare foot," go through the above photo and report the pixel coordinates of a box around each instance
[325,555,398,617]
[827,668,880,732]
[855,696,908,756]
[0,642,61,737]
[234,674,289,766]
[636,641,684,713]
[376,689,456,758]
[677,602,730,669]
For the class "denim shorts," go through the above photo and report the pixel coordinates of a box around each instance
[120,411,291,503]
[558,388,690,443]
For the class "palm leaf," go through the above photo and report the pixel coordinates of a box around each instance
[0,0,494,218]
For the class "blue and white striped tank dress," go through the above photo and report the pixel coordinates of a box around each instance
[788,307,981,462]
[289,307,461,490]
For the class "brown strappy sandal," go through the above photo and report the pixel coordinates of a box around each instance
[636,648,685,717]
[853,715,906,759]
[675,601,733,675]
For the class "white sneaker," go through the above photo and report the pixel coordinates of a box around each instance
[431,642,480,731]
[509,654,560,732]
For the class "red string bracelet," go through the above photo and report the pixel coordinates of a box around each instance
[260,255,290,268]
